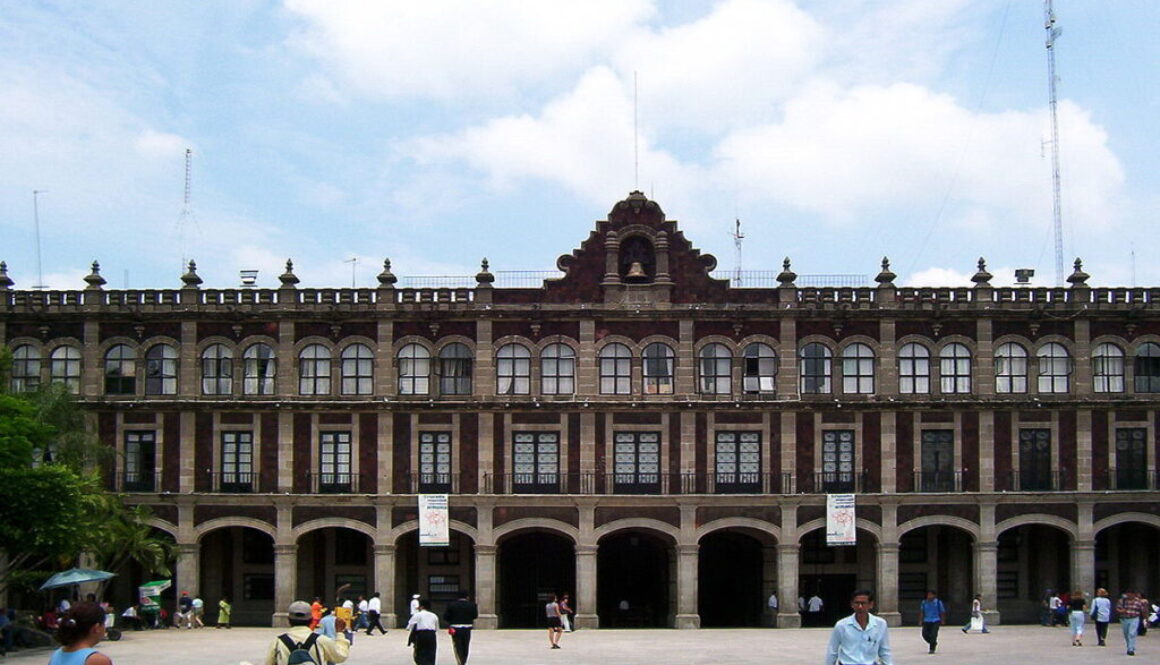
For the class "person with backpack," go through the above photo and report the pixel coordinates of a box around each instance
[264,601,349,665]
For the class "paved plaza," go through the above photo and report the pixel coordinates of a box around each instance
[3,625,1148,665]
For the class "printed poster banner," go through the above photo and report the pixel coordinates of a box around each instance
[418,494,450,547]
[825,493,857,546]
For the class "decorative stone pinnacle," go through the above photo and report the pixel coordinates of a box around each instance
[1067,257,1090,287]
[875,256,896,286]
[0,261,12,290]
[181,259,203,288]
[84,260,107,290]
[377,258,397,286]
[476,258,495,285]
[971,257,993,287]
[777,257,797,286]
[279,259,299,287]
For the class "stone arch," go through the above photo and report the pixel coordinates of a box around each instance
[995,514,1078,540]
[292,517,377,543]
[194,516,276,542]
[1093,512,1160,536]
[493,518,579,545]
[897,515,981,541]
[145,517,179,540]
[696,517,780,544]
[797,518,882,544]
[593,518,681,545]
[388,519,479,545]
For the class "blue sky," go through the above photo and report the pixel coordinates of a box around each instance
[2,1,1158,290]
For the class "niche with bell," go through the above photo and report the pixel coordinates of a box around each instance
[619,235,655,283]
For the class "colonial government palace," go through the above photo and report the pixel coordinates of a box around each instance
[2,192,1158,628]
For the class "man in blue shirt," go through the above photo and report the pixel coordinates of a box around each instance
[825,590,893,665]
[920,590,947,654]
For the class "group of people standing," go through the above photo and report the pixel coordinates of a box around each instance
[1048,588,1152,655]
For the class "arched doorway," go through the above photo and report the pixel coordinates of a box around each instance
[296,527,374,606]
[996,524,1072,623]
[597,530,672,627]
[698,530,768,627]
[798,527,878,627]
[497,530,576,627]
[395,529,475,625]
[103,526,177,612]
[199,525,275,626]
[1095,521,1160,596]
[897,525,975,625]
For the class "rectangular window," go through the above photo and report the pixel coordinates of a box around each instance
[715,431,761,493]
[512,432,560,493]
[123,431,156,492]
[613,431,661,494]
[821,430,856,492]
[319,431,352,493]
[419,432,452,492]
[919,430,955,492]
[1114,428,1147,490]
[220,431,254,493]
[1018,428,1053,491]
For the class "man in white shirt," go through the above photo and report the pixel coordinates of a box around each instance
[767,592,779,627]
[808,593,825,627]
[365,592,387,635]
[406,597,439,665]
[410,594,421,616]
[824,590,893,665]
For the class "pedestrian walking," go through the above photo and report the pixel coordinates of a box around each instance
[405,598,439,665]
[365,592,387,635]
[545,594,564,649]
[217,596,231,629]
[1117,590,1148,656]
[559,593,574,632]
[767,592,778,627]
[824,590,893,665]
[962,593,990,634]
[1090,588,1112,646]
[1068,590,1086,646]
[920,590,947,654]
[807,593,825,627]
[264,600,349,665]
[443,592,478,665]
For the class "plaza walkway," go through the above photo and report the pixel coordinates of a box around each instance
[4,624,1146,665]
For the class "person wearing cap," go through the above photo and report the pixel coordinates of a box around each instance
[264,601,349,665]
[405,597,439,665]
[410,594,421,617]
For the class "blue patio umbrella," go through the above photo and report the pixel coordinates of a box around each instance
[39,567,117,590]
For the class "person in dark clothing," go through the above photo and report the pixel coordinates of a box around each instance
[443,592,479,665]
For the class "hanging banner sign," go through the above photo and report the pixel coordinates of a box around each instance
[418,494,450,547]
[825,493,857,546]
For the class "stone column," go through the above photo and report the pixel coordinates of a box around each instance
[973,541,1000,625]
[763,545,779,626]
[476,319,495,398]
[273,544,297,627]
[375,544,398,628]
[876,543,901,626]
[474,545,498,629]
[574,544,599,629]
[1076,409,1093,491]
[675,544,700,628]
[1074,501,1096,596]
[880,411,897,493]
[175,542,200,598]
[278,411,294,492]
[776,543,802,628]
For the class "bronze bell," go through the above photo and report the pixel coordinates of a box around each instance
[625,261,648,281]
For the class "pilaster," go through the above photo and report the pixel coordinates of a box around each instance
[776,543,801,628]
[474,545,498,629]
[375,544,398,628]
[675,544,700,629]
[875,543,901,626]
[973,541,1001,625]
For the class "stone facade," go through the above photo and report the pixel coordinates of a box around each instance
[2,192,1159,628]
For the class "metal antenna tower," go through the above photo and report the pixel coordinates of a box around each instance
[1044,0,1065,286]
[32,190,47,290]
[731,218,744,285]
[177,148,200,271]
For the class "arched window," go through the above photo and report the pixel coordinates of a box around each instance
[1036,342,1071,393]
[642,342,675,394]
[898,343,929,394]
[104,344,136,395]
[599,343,632,395]
[10,345,41,392]
[145,344,177,395]
[50,345,82,394]
[742,342,777,394]
[496,344,531,395]
[541,343,575,395]
[201,344,233,395]
[698,343,732,395]
[298,344,331,395]
[994,342,1028,393]
[841,343,875,394]
[341,344,374,395]
[397,343,430,395]
[1134,342,1160,393]
[243,343,276,395]
[1092,343,1124,393]
[438,343,473,395]
[939,343,972,394]
[800,343,832,394]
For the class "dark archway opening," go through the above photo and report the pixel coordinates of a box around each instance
[996,524,1071,624]
[295,527,373,605]
[497,531,575,628]
[1095,522,1160,596]
[897,525,975,625]
[597,531,671,627]
[698,531,765,627]
[798,528,878,627]
[200,526,275,626]
[395,530,475,625]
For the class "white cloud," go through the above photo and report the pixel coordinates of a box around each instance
[284,0,654,100]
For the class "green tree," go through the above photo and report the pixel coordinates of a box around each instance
[87,501,174,594]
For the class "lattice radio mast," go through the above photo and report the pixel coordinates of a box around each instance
[1045,0,1065,286]
[177,148,200,272]
[731,218,744,285]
